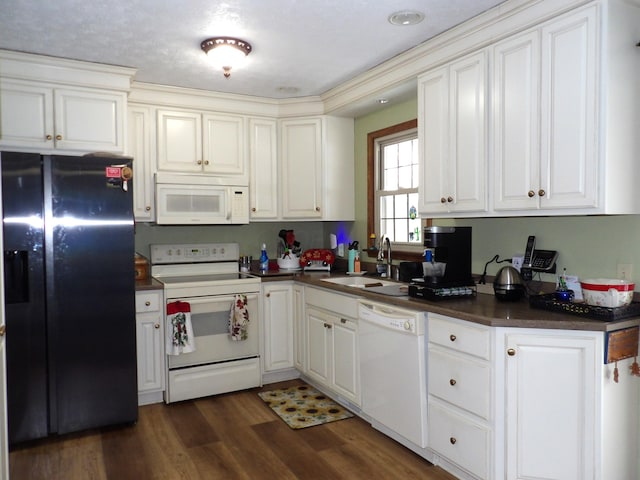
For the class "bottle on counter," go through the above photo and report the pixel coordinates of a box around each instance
[354,251,361,273]
[259,244,269,272]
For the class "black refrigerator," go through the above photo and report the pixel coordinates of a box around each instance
[1,151,138,445]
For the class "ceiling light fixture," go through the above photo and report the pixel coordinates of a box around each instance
[388,11,425,26]
[201,37,252,78]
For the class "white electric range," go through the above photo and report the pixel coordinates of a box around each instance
[150,243,262,403]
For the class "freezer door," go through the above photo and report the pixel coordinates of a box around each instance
[1,151,49,444]
[46,155,137,435]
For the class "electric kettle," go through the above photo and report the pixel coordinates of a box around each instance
[493,266,526,301]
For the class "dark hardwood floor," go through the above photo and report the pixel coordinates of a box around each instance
[9,379,456,480]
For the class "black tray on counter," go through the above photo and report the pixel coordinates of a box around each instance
[529,293,640,321]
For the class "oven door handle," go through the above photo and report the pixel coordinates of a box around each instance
[168,293,259,314]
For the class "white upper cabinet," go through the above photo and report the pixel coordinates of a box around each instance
[248,117,279,219]
[156,108,247,184]
[418,50,487,216]
[280,117,323,219]
[494,7,599,213]
[0,80,126,153]
[275,115,354,221]
[492,31,541,211]
[127,104,155,222]
[420,0,640,217]
[0,51,133,154]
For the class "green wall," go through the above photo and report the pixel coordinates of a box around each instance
[135,222,325,261]
[344,99,640,283]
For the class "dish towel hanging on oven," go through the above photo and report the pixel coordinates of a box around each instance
[166,301,196,355]
[229,294,250,341]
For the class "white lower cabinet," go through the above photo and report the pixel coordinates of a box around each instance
[498,327,638,480]
[135,290,165,405]
[427,313,494,480]
[292,283,305,372]
[262,282,294,373]
[305,287,359,406]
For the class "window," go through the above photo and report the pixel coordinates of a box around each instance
[376,131,420,245]
[367,120,425,258]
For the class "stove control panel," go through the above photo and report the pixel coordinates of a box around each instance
[150,243,240,264]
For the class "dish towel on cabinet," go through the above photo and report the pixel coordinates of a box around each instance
[166,301,196,355]
[229,294,249,341]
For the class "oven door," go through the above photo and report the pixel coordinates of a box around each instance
[167,293,259,369]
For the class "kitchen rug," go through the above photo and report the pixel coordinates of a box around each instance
[258,384,353,429]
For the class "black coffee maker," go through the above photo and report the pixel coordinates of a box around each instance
[409,226,475,300]
[423,226,473,285]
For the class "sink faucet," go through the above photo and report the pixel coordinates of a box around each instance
[377,235,392,277]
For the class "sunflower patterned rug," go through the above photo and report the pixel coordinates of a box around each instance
[258,384,354,429]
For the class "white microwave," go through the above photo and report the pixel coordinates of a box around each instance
[155,182,249,225]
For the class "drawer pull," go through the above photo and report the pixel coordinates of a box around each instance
[340,318,347,324]
[507,348,516,356]
[154,324,160,329]
[449,334,456,342]
[449,437,457,445]
[145,301,151,306]
[449,378,457,386]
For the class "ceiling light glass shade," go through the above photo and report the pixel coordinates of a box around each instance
[201,37,252,78]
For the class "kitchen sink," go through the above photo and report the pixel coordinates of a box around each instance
[320,276,408,296]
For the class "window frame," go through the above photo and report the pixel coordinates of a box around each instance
[375,129,420,247]
[367,119,430,261]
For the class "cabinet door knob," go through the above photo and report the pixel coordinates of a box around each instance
[315,207,320,212]
[46,134,53,140]
[440,197,447,204]
[449,334,456,342]
[252,207,256,212]
[528,190,535,198]
[55,134,62,141]
[145,301,151,306]
[449,437,457,445]
[324,323,332,329]
[449,378,457,386]
[507,348,516,356]
[538,189,546,197]
[340,318,347,324]
[265,293,270,298]
[204,160,209,165]
[447,196,454,203]
[0,325,5,336]
[154,323,160,329]
[197,160,203,165]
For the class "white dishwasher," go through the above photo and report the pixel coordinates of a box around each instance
[358,300,427,448]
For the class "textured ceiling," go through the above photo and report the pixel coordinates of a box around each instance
[0,0,506,102]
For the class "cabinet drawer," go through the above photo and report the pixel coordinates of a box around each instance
[305,287,358,319]
[429,313,491,359]
[429,348,491,419]
[428,401,490,480]
[135,292,161,313]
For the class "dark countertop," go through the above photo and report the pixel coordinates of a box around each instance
[135,276,164,291]
[257,269,640,333]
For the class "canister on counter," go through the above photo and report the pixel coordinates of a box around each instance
[134,253,149,280]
